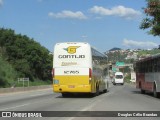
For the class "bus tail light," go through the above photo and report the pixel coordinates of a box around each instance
[89,68,92,79]
[52,68,54,78]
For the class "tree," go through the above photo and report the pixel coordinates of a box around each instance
[0,56,17,88]
[0,28,52,83]
[140,0,160,36]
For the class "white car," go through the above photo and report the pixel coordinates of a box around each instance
[113,72,124,85]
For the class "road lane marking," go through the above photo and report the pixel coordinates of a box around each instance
[29,93,50,97]
[66,92,113,120]
[0,94,59,111]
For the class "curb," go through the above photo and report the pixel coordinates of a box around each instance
[0,85,52,94]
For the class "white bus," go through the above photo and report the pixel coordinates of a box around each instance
[52,42,109,97]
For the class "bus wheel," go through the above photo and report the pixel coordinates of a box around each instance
[103,89,107,93]
[153,84,160,98]
[95,86,99,96]
[62,93,69,98]
[141,89,145,94]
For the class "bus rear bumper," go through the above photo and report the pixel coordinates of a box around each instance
[53,84,91,93]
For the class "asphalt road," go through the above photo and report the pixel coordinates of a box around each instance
[0,82,160,120]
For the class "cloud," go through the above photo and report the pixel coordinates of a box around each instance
[0,0,3,6]
[123,39,158,49]
[89,5,141,19]
[48,10,87,20]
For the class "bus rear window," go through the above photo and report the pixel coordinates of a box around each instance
[116,75,123,79]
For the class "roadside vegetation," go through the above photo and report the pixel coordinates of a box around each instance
[140,0,160,36]
[124,73,131,83]
[0,28,52,88]
[0,56,17,88]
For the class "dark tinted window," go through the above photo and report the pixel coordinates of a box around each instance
[116,75,123,79]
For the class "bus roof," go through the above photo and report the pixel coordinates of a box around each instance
[55,42,90,46]
[136,53,160,63]
[54,42,107,58]
[115,72,123,75]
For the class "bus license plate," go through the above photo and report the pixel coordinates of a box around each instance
[68,85,75,88]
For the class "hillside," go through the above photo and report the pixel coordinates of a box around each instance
[109,47,121,51]
[0,28,52,88]
[106,48,160,64]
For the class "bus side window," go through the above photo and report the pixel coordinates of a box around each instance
[145,61,147,73]
[92,60,95,65]
[154,59,158,72]
[137,63,140,73]
[144,61,147,73]
[141,62,145,73]
[93,58,98,65]
[149,60,152,72]
[158,58,160,72]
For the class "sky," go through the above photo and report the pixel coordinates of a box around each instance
[0,0,160,53]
